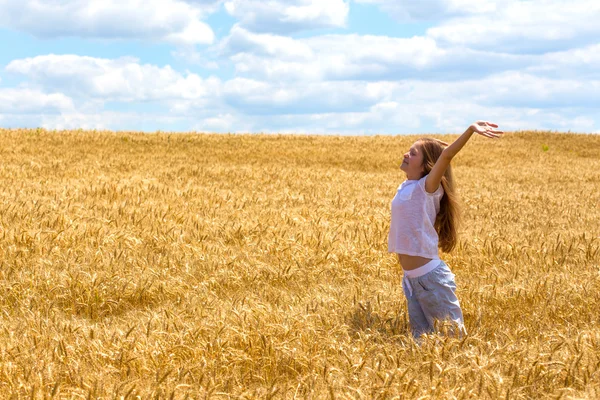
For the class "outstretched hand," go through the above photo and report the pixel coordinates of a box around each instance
[424,120,502,193]
[469,121,503,138]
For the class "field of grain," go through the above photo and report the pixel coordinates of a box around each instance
[0,128,599,398]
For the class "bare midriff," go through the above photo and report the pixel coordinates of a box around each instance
[397,254,435,270]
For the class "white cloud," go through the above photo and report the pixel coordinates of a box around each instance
[0,109,197,131]
[2,78,596,134]
[218,25,600,86]
[224,0,349,33]
[0,88,74,114]
[6,52,598,133]
[384,72,600,110]
[194,113,237,132]
[0,0,215,45]
[527,44,600,79]
[204,70,599,129]
[213,71,600,133]
[220,26,314,60]
[219,27,529,81]
[354,1,600,54]
[3,54,232,130]
[181,100,597,135]
[3,0,600,136]
[41,112,119,131]
[427,0,600,53]
[354,0,498,21]
[6,55,222,103]
[38,111,189,131]
[222,78,398,113]
[171,47,220,69]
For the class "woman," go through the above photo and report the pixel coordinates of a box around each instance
[388,121,503,338]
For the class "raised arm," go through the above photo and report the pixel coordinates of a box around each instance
[424,121,503,193]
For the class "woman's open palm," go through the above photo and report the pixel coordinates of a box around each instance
[470,121,503,138]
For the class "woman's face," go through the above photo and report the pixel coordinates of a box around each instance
[400,141,425,179]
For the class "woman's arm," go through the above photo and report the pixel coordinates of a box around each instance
[424,121,503,193]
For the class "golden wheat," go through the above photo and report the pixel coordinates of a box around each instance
[0,128,598,398]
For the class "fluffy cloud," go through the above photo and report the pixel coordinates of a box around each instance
[224,0,349,33]
[354,0,499,20]
[222,78,400,114]
[6,55,222,103]
[365,72,600,110]
[219,26,529,82]
[0,0,215,45]
[212,63,600,133]
[3,54,231,129]
[426,0,600,53]
[220,71,600,120]
[0,88,74,114]
[219,25,600,85]
[5,52,599,133]
[2,1,599,134]
[195,113,238,132]
[355,1,600,54]
[529,44,600,80]
[220,26,314,60]
[191,101,596,135]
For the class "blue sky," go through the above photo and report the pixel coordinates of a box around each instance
[0,0,599,134]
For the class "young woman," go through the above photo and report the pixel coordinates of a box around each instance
[388,121,503,338]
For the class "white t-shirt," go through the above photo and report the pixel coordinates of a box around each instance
[388,175,444,258]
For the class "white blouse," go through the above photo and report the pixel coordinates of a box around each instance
[388,175,444,259]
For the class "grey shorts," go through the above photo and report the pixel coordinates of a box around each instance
[402,260,466,338]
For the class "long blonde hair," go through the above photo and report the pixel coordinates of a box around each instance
[418,138,460,253]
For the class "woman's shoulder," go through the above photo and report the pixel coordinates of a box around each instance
[397,179,417,190]
[417,175,444,197]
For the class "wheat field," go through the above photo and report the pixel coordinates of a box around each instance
[0,128,599,399]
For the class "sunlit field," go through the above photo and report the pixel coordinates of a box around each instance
[0,128,599,398]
